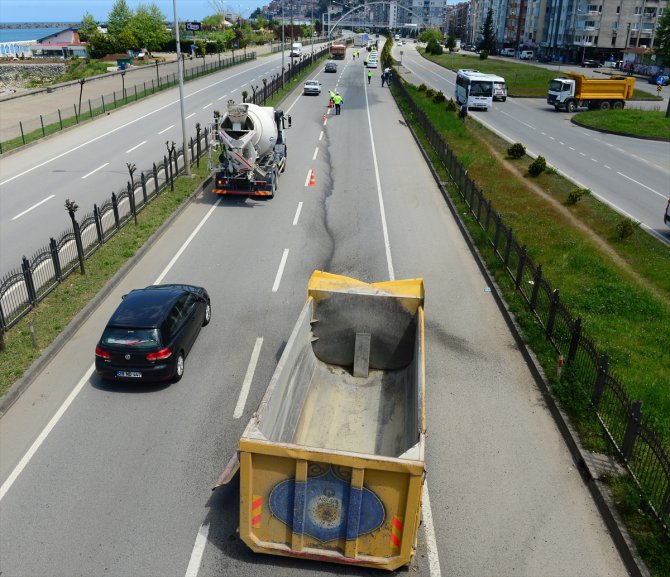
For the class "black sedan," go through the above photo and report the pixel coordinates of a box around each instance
[325,61,337,73]
[581,59,600,68]
[95,284,211,383]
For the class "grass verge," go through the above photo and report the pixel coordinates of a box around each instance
[391,74,670,575]
[573,109,670,140]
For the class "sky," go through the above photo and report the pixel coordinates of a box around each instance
[0,0,262,23]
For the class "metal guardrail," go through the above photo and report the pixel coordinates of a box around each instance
[390,72,670,536]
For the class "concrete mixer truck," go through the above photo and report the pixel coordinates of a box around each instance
[212,102,291,199]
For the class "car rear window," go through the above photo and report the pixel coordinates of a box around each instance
[101,327,161,349]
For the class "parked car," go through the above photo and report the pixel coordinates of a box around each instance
[519,50,534,60]
[303,79,322,95]
[325,61,337,73]
[581,59,600,68]
[500,47,516,57]
[95,284,211,383]
[648,74,670,86]
[538,54,552,63]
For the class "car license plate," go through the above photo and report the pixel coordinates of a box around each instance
[116,371,142,378]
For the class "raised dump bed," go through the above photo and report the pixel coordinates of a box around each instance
[219,271,426,570]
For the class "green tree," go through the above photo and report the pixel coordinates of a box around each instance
[446,33,456,51]
[78,12,98,42]
[86,30,116,58]
[128,3,169,53]
[655,8,670,64]
[479,8,496,53]
[203,14,224,30]
[115,28,139,52]
[108,0,133,37]
[418,28,442,44]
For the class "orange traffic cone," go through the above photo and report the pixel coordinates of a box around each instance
[309,170,316,186]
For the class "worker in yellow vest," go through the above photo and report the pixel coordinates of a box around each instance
[332,91,343,115]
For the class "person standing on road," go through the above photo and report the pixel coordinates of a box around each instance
[367,69,372,84]
[329,89,335,107]
[333,91,343,115]
[381,71,386,87]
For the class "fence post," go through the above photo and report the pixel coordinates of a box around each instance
[22,257,37,306]
[591,353,609,408]
[93,204,104,245]
[493,214,501,252]
[88,99,93,118]
[504,228,513,268]
[73,220,85,274]
[128,182,137,225]
[40,115,45,137]
[102,94,106,113]
[515,245,526,290]
[111,192,120,229]
[529,264,542,309]
[141,172,147,203]
[621,401,642,462]
[485,198,492,231]
[475,189,483,223]
[196,123,201,167]
[49,237,62,281]
[58,109,63,130]
[20,121,26,144]
[74,104,79,123]
[567,317,582,362]
[153,162,159,193]
[546,288,559,340]
[189,137,194,167]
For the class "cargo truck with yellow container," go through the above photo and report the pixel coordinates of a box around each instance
[547,72,635,112]
[216,271,426,570]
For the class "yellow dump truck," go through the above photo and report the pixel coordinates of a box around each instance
[216,271,426,570]
[547,72,635,111]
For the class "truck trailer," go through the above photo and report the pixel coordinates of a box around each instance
[216,272,426,570]
[330,42,346,59]
[547,72,635,112]
[212,102,289,199]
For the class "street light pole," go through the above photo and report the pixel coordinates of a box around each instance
[173,0,191,176]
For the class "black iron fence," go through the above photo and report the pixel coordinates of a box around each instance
[0,126,210,332]
[391,73,670,535]
[0,52,255,154]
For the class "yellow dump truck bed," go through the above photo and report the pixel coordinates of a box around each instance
[565,72,635,100]
[226,272,426,570]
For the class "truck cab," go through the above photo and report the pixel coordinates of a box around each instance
[547,77,575,109]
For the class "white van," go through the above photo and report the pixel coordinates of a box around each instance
[519,50,534,60]
[488,74,507,101]
[290,42,302,57]
[501,48,516,57]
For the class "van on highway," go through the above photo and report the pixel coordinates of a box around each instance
[488,74,507,101]
[290,42,302,57]
[519,50,534,60]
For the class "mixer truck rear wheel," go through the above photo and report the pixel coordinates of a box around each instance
[600,101,611,110]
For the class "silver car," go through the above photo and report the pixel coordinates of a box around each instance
[303,80,321,95]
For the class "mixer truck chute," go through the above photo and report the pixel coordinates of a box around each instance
[212,102,290,199]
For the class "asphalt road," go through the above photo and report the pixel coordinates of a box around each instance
[394,44,670,245]
[0,48,628,577]
[0,47,324,276]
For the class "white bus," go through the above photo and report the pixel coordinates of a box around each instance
[455,69,494,110]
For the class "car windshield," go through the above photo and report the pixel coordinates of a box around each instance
[102,327,161,349]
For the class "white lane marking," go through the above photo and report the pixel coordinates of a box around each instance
[1,198,223,502]
[549,136,555,141]
[0,365,94,502]
[155,198,222,284]
[184,523,210,577]
[125,140,147,153]
[559,141,564,145]
[202,102,213,109]
[604,165,612,170]
[231,88,238,93]
[363,68,394,281]
[233,337,263,419]
[540,131,546,136]
[81,162,109,179]
[304,169,312,187]
[293,202,303,226]
[158,124,175,135]
[272,248,289,292]
[579,152,586,156]
[569,146,575,151]
[616,171,666,199]
[312,147,319,161]
[0,59,277,188]
[422,484,442,577]
[217,94,228,101]
[318,131,324,141]
[186,113,196,120]
[11,194,55,221]
[591,158,598,162]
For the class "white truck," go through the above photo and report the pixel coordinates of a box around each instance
[290,42,302,57]
[212,102,290,199]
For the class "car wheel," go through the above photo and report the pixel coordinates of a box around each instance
[202,301,211,326]
[174,352,185,381]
